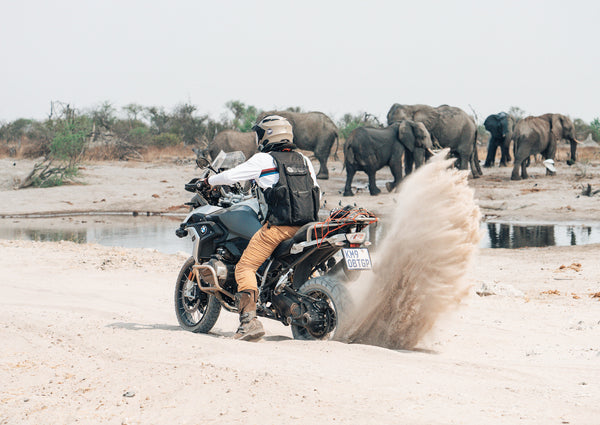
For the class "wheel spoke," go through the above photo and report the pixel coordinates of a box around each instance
[178,266,207,326]
[174,258,222,333]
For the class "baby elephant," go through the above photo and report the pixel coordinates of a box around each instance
[343,121,433,196]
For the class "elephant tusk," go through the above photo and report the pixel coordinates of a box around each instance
[574,139,583,144]
[426,148,435,155]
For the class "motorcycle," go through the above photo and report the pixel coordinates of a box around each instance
[174,152,378,340]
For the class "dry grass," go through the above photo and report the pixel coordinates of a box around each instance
[0,140,196,163]
[0,144,10,157]
[2,139,597,165]
[141,145,195,161]
[476,145,599,164]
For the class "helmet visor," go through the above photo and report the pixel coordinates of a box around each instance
[252,124,265,145]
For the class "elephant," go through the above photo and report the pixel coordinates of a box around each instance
[511,113,579,181]
[343,120,433,196]
[256,111,338,180]
[387,104,482,178]
[483,112,515,167]
[197,130,257,162]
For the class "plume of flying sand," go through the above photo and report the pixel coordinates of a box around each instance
[339,149,481,349]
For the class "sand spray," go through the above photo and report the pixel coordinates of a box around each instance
[338,150,481,349]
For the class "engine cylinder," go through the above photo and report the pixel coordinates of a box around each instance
[206,259,228,284]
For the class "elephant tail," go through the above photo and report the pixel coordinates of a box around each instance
[473,128,482,176]
[332,131,340,161]
[343,136,354,171]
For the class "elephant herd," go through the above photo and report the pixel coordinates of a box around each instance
[199,104,580,197]
[483,112,579,181]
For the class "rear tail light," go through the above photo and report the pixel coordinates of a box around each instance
[345,232,366,244]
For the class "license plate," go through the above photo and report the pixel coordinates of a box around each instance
[342,248,372,270]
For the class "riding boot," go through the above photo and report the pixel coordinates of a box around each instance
[233,290,265,341]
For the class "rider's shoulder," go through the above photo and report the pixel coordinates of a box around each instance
[248,152,274,161]
[247,152,276,166]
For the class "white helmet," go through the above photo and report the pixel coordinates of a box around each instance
[252,115,294,151]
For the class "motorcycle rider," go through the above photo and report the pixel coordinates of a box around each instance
[205,115,320,341]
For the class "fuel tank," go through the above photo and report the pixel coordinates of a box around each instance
[210,204,262,240]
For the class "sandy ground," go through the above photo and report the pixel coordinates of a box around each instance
[1,152,600,424]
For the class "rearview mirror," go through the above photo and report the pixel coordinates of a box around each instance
[195,157,211,169]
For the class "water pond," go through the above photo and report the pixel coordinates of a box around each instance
[1,215,599,254]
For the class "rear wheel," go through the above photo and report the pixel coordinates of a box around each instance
[291,275,353,341]
[174,257,221,333]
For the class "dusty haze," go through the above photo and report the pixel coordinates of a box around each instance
[341,151,481,349]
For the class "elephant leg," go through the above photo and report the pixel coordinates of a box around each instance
[484,137,497,167]
[404,151,414,176]
[386,150,404,192]
[511,160,523,180]
[521,160,529,179]
[343,163,357,197]
[569,140,577,164]
[367,170,380,196]
[470,152,481,178]
[472,141,483,176]
[454,151,469,171]
[315,156,329,180]
[499,141,511,167]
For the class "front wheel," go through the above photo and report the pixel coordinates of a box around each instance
[174,257,221,333]
[291,276,354,341]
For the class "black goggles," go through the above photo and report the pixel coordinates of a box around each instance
[252,125,265,142]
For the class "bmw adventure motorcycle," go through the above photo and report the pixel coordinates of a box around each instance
[174,152,378,340]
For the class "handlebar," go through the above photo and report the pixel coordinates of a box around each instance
[184,178,203,193]
[184,177,254,208]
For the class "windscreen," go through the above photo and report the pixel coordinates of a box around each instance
[212,150,246,170]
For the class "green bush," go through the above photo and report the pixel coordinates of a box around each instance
[127,126,152,145]
[152,132,181,147]
[226,100,259,132]
[477,124,490,144]
[0,118,33,142]
[337,112,382,139]
[171,103,209,145]
[508,106,526,121]
[89,101,116,131]
[33,165,79,188]
[50,118,90,161]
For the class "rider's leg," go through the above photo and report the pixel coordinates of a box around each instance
[233,223,299,340]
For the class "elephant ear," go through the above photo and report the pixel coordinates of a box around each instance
[414,122,432,149]
[550,114,562,143]
[396,121,415,152]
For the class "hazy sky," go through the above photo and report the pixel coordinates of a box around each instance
[1,0,598,124]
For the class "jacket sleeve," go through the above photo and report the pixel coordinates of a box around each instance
[207,154,265,186]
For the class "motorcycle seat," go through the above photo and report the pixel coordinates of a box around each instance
[272,221,350,257]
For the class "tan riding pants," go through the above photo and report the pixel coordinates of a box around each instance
[235,224,300,293]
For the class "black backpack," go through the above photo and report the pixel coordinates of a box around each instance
[264,151,320,226]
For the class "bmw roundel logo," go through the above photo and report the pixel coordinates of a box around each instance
[200,225,208,235]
